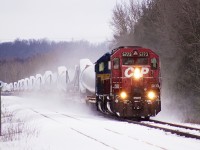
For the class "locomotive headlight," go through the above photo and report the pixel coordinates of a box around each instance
[120,91,127,99]
[133,68,143,79]
[147,91,156,100]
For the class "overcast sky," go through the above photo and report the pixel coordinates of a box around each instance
[0,0,123,43]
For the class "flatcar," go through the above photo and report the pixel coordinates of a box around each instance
[94,46,161,119]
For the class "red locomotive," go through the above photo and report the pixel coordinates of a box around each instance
[95,46,161,119]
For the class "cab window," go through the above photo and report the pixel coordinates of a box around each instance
[123,57,134,65]
[123,57,148,65]
[135,58,148,65]
[113,58,120,69]
[99,62,104,72]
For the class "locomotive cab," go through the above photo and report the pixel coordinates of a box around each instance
[95,46,161,119]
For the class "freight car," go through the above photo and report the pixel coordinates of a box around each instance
[92,46,161,119]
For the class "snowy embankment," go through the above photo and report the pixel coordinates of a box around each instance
[0,95,200,150]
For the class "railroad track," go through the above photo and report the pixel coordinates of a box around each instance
[89,110,200,140]
[29,108,118,150]
[122,118,200,140]
[29,107,200,143]
[28,108,169,150]
[148,119,200,131]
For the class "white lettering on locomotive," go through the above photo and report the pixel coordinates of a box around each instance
[124,67,149,78]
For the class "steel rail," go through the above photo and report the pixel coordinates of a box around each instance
[99,111,200,140]
[148,119,200,131]
[122,119,200,140]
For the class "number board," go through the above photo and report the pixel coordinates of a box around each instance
[122,52,132,57]
[122,52,149,57]
[139,52,149,57]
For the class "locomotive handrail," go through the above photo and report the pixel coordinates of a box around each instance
[112,77,159,79]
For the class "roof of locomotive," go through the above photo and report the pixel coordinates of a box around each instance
[111,46,141,54]
[95,46,159,64]
[95,52,110,64]
[111,46,159,57]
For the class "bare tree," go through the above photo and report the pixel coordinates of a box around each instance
[110,0,200,122]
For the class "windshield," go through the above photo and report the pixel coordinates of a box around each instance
[123,57,148,65]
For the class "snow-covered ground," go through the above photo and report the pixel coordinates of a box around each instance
[0,95,200,150]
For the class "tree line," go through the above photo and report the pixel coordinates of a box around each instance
[110,0,200,122]
[0,39,107,83]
